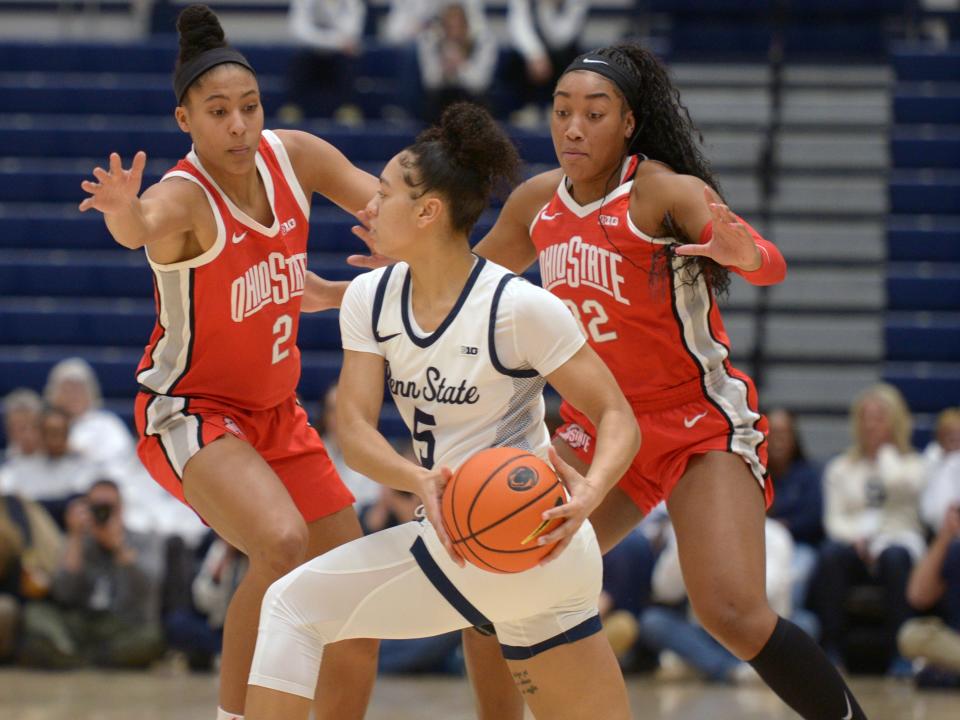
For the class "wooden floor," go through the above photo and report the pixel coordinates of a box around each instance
[1,669,956,719]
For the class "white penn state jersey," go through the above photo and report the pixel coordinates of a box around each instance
[340,257,585,471]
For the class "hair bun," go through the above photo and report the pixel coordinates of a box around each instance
[176,4,227,66]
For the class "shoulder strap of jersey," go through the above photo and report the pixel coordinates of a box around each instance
[371,265,397,343]
[488,274,539,379]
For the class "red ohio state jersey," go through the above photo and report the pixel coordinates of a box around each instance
[530,156,740,403]
[136,130,311,410]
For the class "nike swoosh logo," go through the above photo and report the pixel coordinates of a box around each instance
[378,332,401,342]
[582,58,609,65]
[841,692,853,720]
[683,412,708,428]
[231,231,248,244]
[540,211,562,221]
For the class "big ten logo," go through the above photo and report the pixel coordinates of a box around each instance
[460,345,479,356]
[280,217,297,235]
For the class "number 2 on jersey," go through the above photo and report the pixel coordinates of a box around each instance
[413,408,437,469]
[272,314,293,364]
[563,299,618,343]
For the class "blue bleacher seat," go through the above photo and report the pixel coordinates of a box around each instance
[887,217,960,262]
[884,365,960,411]
[889,170,960,214]
[890,129,960,169]
[892,44,960,83]
[893,88,960,125]
[886,268,960,311]
[886,316,960,361]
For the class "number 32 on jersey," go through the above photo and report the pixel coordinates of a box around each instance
[563,299,618,344]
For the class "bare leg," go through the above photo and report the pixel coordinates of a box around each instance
[183,436,311,716]
[505,633,631,720]
[667,451,777,659]
[306,508,378,720]
[463,628,525,720]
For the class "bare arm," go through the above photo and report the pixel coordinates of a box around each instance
[275,129,378,215]
[638,174,786,284]
[535,344,641,561]
[336,349,464,564]
[907,505,960,610]
[79,152,195,252]
[472,168,562,273]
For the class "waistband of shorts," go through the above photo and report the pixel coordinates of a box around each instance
[625,367,728,413]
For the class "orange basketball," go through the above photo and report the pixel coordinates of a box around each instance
[441,447,567,573]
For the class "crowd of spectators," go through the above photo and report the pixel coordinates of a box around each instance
[2,358,958,691]
[282,0,595,125]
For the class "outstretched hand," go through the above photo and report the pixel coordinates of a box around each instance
[534,447,603,565]
[347,209,395,270]
[79,151,147,214]
[416,466,466,567]
[673,186,762,271]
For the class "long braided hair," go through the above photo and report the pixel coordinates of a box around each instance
[573,44,731,297]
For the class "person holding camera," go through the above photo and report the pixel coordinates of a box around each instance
[19,479,166,669]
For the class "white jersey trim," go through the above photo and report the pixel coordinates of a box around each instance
[555,156,635,218]
[263,129,311,221]
[136,266,194,393]
[187,144,281,238]
[625,206,674,245]
[146,170,227,271]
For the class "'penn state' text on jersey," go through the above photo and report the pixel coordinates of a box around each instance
[363,259,557,471]
[136,130,311,411]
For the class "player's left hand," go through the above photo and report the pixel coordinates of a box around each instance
[347,209,395,270]
[535,447,603,565]
[673,186,762,272]
[301,271,346,313]
[416,466,466,568]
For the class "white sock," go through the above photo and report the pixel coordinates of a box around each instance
[216,707,244,720]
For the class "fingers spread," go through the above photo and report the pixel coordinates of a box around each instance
[92,167,109,182]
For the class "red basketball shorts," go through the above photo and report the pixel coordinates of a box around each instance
[135,391,354,524]
[555,367,772,515]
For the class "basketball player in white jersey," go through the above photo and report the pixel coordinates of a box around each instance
[244,103,640,719]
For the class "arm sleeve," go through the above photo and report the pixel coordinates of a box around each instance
[699,216,787,286]
[493,278,585,376]
[339,272,384,356]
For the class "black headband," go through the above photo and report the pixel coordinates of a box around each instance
[173,47,255,104]
[562,52,641,118]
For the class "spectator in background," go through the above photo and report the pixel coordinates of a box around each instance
[0,493,63,660]
[812,383,926,674]
[381,0,489,121]
[282,0,366,125]
[44,357,136,480]
[417,1,498,124]
[766,408,824,611]
[506,0,591,127]
[921,407,960,533]
[319,382,381,510]
[19,479,166,669]
[2,388,43,460]
[0,407,97,527]
[899,503,960,687]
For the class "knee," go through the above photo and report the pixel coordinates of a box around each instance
[254,523,309,578]
[690,593,773,657]
[877,545,913,574]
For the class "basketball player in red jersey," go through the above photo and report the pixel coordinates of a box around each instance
[342,44,870,720]
[78,6,377,719]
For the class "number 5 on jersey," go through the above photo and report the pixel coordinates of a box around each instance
[413,408,436,469]
[563,299,618,343]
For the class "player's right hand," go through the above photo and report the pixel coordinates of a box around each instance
[347,208,396,270]
[79,151,147,214]
[416,466,466,567]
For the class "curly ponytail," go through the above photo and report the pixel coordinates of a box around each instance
[401,102,520,235]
